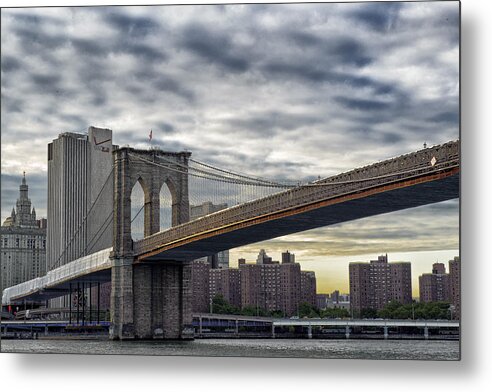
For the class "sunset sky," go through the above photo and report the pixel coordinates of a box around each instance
[1,2,459,297]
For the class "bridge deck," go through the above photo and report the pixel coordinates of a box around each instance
[136,141,459,261]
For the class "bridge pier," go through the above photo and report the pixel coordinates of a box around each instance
[110,258,193,340]
[110,258,135,340]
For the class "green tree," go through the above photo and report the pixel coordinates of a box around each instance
[211,294,239,315]
[320,307,350,319]
[298,302,320,318]
[377,301,451,320]
[360,308,378,319]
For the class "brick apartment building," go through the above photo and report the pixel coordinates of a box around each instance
[449,256,460,319]
[419,262,451,303]
[192,250,316,317]
[349,254,412,316]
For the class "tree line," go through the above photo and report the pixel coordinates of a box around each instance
[210,295,454,320]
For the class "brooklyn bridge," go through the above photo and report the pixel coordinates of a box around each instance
[2,139,459,340]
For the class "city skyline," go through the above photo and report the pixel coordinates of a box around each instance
[1,3,459,298]
[229,248,458,298]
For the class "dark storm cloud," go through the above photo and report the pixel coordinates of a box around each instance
[288,32,372,67]
[260,61,396,96]
[179,24,251,73]
[71,38,106,57]
[154,121,175,134]
[30,73,61,88]
[104,10,160,37]
[334,96,390,111]
[154,75,195,102]
[226,111,322,134]
[349,2,402,32]
[428,111,459,124]
[1,56,22,73]
[131,69,195,102]
[72,37,166,63]
[124,43,167,62]
[13,26,67,50]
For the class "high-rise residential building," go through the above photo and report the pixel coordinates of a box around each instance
[192,250,316,317]
[419,262,451,303]
[1,174,46,295]
[449,256,460,319]
[191,259,211,313]
[300,271,317,307]
[240,251,314,317]
[280,262,301,316]
[190,201,229,269]
[240,262,281,313]
[349,254,412,315]
[47,127,115,271]
[281,250,295,264]
[209,268,241,309]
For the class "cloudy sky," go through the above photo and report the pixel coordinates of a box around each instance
[1,1,459,295]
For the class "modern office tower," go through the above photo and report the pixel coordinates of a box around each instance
[419,262,451,303]
[316,294,329,310]
[47,127,114,271]
[191,259,211,313]
[209,268,241,309]
[300,271,317,307]
[349,254,412,316]
[190,201,229,269]
[281,250,295,264]
[256,249,273,265]
[1,174,46,295]
[449,256,460,319]
[46,127,115,309]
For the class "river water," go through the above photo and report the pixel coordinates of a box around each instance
[1,338,459,360]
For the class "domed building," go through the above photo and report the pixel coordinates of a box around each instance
[1,173,46,296]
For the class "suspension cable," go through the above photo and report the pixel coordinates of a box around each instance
[51,167,114,269]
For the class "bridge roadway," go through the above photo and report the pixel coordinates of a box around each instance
[2,141,459,305]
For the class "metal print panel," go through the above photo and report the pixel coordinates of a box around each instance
[0,1,460,360]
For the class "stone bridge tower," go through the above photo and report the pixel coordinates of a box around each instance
[110,147,193,340]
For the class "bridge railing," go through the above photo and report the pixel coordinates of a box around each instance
[134,141,459,256]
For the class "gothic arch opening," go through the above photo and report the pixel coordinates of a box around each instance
[130,178,145,241]
[159,181,173,231]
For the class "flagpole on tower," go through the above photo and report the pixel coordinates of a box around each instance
[149,129,153,149]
